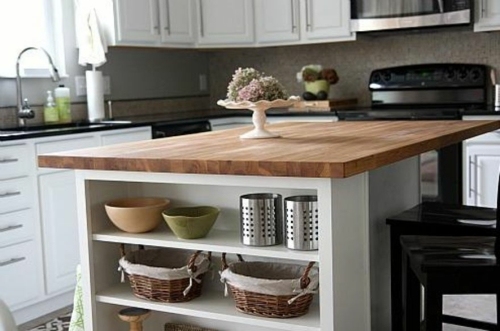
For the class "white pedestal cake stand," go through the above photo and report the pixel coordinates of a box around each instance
[217,97,300,139]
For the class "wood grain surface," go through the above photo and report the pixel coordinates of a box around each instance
[38,121,500,178]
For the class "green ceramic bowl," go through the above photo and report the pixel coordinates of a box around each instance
[162,206,220,239]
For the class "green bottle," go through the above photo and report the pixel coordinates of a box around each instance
[55,85,71,123]
[43,91,59,123]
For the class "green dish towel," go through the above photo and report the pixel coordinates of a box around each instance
[69,264,84,331]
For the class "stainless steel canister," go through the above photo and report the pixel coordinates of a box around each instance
[285,195,319,250]
[240,193,283,246]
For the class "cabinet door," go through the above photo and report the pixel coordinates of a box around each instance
[197,0,254,45]
[255,0,300,44]
[159,0,196,44]
[465,145,500,207]
[303,0,352,40]
[100,127,152,146]
[0,241,41,309]
[474,0,500,32]
[38,170,79,294]
[115,0,159,44]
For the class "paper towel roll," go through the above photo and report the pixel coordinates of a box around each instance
[86,70,105,121]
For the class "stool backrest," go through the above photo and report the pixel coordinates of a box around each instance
[495,172,500,258]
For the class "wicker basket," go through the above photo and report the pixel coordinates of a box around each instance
[119,244,211,303]
[164,323,217,331]
[220,253,318,318]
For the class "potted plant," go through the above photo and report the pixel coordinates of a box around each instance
[296,65,339,100]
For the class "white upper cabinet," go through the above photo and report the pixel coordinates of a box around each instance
[159,0,196,44]
[303,0,353,41]
[196,0,254,45]
[99,0,353,48]
[115,0,160,44]
[102,0,196,46]
[255,0,300,43]
[474,0,500,32]
[255,0,353,46]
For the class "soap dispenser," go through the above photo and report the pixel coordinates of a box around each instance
[55,84,71,123]
[43,90,59,124]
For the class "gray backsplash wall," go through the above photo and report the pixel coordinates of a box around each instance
[208,29,500,107]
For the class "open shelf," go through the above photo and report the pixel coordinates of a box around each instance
[93,228,319,262]
[96,283,320,331]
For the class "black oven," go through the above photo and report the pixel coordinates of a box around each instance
[351,0,471,32]
[337,63,492,204]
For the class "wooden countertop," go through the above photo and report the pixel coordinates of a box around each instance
[38,121,500,178]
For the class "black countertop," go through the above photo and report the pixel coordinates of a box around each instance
[2,105,499,142]
[0,108,337,141]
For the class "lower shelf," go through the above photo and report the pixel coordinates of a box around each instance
[96,283,320,331]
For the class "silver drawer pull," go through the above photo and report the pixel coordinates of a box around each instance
[0,224,23,233]
[0,257,25,267]
[0,158,18,164]
[0,192,21,198]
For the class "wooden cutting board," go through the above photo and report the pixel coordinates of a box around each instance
[289,98,358,112]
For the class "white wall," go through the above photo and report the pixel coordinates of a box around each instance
[0,0,209,108]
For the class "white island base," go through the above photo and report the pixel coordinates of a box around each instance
[75,157,419,331]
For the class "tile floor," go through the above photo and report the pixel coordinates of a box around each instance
[443,295,496,330]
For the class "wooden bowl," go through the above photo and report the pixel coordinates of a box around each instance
[105,197,170,233]
[162,206,220,239]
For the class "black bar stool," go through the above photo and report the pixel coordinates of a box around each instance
[398,174,500,330]
[387,202,497,330]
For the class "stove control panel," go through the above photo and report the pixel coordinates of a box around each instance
[369,64,488,90]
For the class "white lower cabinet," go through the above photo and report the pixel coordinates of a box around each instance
[38,170,79,294]
[464,144,500,207]
[0,240,41,309]
[2,126,151,325]
[463,116,500,207]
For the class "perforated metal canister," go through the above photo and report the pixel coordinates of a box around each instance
[240,193,282,246]
[285,195,319,250]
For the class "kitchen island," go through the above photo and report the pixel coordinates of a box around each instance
[38,121,500,331]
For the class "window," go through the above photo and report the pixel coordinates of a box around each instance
[0,0,65,77]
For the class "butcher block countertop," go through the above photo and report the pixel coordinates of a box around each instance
[38,121,500,178]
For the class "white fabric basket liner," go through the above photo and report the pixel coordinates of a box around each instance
[220,261,319,296]
[119,249,211,281]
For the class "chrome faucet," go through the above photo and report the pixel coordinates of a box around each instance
[16,47,60,126]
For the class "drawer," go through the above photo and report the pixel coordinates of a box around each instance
[101,127,151,146]
[0,240,40,308]
[0,177,32,214]
[36,135,99,171]
[36,135,99,156]
[465,130,500,144]
[0,209,34,247]
[0,144,30,179]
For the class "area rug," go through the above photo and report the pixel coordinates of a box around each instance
[28,312,71,331]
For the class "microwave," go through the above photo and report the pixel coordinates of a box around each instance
[351,0,471,32]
